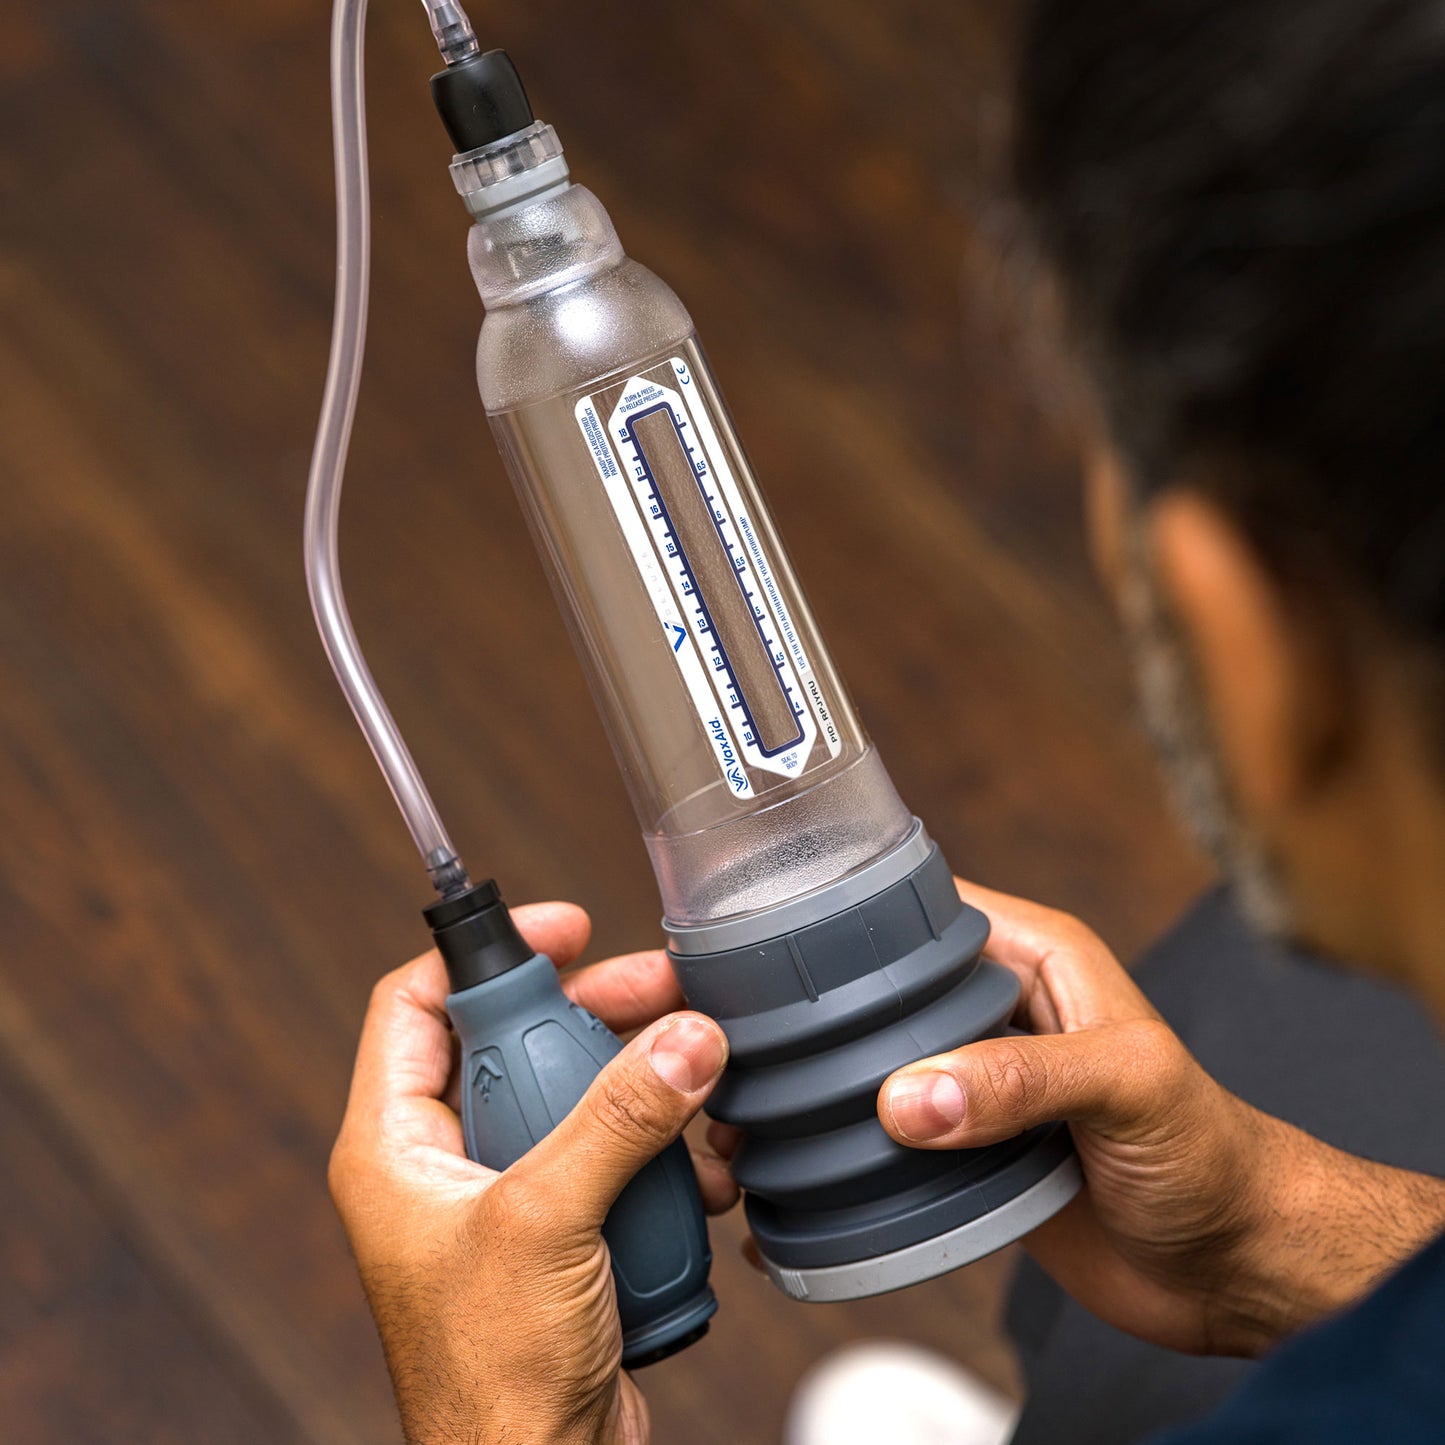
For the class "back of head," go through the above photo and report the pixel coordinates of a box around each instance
[1016,0,1445,660]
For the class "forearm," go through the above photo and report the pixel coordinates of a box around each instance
[1224,1103,1445,1353]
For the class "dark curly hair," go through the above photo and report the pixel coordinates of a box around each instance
[1017,0,1445,653]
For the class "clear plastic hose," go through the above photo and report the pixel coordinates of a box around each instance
[304,0,469,897]
[421,0,480,64]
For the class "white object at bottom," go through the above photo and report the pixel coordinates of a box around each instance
[785,1341,1020,1445]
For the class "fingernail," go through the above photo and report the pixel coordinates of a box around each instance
[886,1071,966,1141]
[650,1016,727,1093]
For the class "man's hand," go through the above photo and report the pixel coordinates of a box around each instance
[877,880,1445,1357]
[329,903,733,1445]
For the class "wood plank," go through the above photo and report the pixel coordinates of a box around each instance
[0,1052,302,1444]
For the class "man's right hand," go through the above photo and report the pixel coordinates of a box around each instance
[876,880,1445,1357]
[574,879,1445,1359]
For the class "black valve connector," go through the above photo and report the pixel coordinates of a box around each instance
[431,49,534,154]
[424,879,533,990]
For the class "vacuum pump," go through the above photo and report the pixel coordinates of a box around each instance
[306,0,1081,1367]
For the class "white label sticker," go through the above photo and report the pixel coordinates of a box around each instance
[575,357,840,796]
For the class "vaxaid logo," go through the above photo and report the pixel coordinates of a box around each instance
[707,717,748,793]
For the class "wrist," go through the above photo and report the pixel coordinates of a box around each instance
[394,1363,628,1445]
[399,1403,605,1445]
[1216,1107,1342,1353]
[1219,1106,1445,1354]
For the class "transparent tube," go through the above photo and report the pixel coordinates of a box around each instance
[467,165,914,925]
[304,0,466,895]
[420,0,480,64]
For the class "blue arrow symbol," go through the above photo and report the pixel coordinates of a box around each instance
[665,622,686,652]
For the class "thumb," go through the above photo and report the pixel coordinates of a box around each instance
[879,1018,1186,1150]
[517,1012,728,1232]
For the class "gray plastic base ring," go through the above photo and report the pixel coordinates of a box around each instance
[760,1153,1084,1303]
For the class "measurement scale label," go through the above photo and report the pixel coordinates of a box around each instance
[575,358,840,795]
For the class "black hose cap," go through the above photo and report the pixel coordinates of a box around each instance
[431,49,535,154]
[424,879,535,991]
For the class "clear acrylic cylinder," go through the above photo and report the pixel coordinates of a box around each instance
[467,149,912,926]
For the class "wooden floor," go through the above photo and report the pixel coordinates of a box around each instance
[0,2,1208,1440]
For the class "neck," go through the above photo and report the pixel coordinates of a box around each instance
[1286,662,1445,1026]
[1380,762,1445,1025]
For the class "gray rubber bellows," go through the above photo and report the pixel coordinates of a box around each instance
[670,843,1081,1301]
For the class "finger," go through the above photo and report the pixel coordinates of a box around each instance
[337,952,466,1162]
[706,1120,744,1161]
[443,1031,462,1116]
[512,1012,728,1232]
[879,1018,1189,1150]
[345,952,453,1121]
[513,901,592,969]
[953,878,1156,1031]
[691,1144,741,1215]
[740,1236,767,1275]
[561,949,687,1033]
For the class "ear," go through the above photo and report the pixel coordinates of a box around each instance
[1084,447,1131,610]
[1148,489,1345,819]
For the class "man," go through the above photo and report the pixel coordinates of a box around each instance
[327,0,1445,1439]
